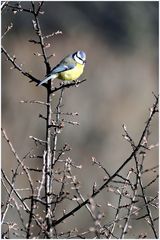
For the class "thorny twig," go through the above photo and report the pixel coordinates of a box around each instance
[2,1,158,238]
[52,95,158,229]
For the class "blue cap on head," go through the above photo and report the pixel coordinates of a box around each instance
[73,50,86,64]
[77,51,86,61]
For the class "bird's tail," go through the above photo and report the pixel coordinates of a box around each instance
[37,73,58,86]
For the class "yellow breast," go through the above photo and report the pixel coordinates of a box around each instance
[58,63,84,81]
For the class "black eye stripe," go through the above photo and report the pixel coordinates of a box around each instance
[73,53,84,62]
[78,56,83,61]
[78,53,85,59]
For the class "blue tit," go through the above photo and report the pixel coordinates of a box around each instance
[37,50,86,86]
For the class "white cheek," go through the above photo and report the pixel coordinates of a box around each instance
[74,55,83,64]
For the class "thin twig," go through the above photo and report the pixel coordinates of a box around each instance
[1,46,39,83]
[52,95,158,227]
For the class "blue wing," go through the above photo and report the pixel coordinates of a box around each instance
[51,63,75,74]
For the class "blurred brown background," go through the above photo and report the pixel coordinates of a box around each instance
[2,1,158,238]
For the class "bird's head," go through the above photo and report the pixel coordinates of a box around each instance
[73,51,86,64]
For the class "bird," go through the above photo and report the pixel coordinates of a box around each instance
[37,50,86,86]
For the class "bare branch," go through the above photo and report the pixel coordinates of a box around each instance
[1,46,39,84]
[52,95,158,227]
